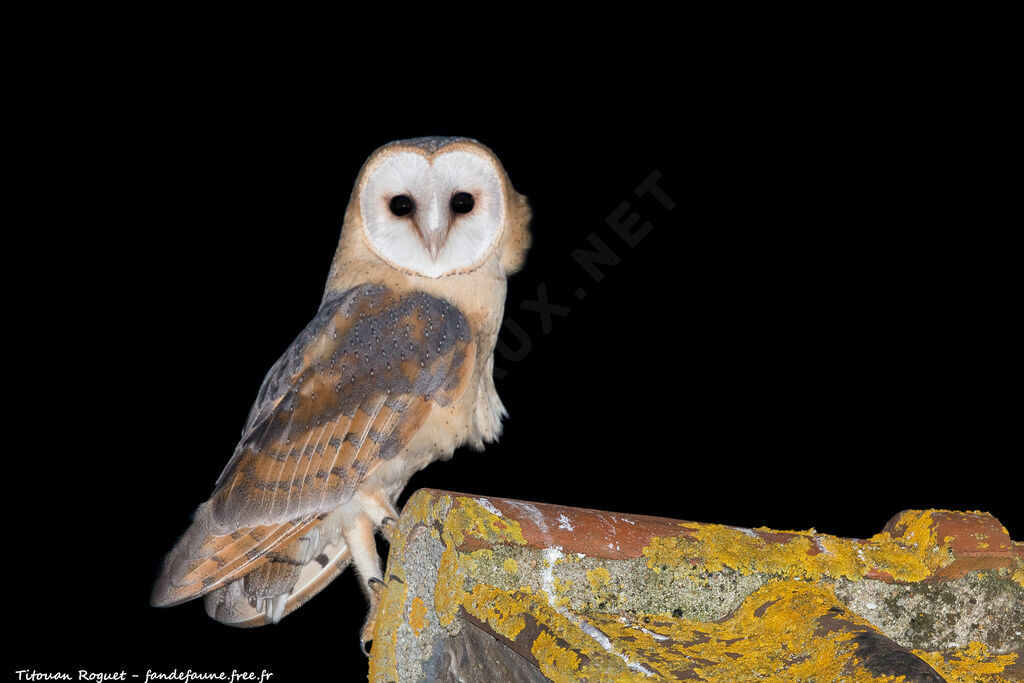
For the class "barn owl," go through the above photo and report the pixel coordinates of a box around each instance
[151,136,531,651]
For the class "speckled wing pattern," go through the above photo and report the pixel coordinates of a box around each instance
[151,283,476,612]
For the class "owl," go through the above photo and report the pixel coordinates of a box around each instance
[151,136,531,651]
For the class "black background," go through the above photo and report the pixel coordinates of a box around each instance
[6,2,1020,680]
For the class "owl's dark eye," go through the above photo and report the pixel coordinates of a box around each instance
[389,195,414,217]
[451,192,475,214]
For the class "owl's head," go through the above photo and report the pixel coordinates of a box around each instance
[344,136,531,279]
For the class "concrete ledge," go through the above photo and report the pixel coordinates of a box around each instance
[368,490,1024,681]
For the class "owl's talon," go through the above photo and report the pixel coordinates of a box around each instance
[360,580,383,656]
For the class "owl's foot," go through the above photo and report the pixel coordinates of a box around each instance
[359,615,376,656]
[357,490,400,542]
[379,516,398,543]
[359,577,386,656]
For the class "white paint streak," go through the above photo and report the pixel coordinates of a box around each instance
[636,625,670,642]
[541,546,563,598]
[508,501,549,534]
[475,498,503,517]
[557,514,575,531]
[578,621,657,677]
[537,547,655,678]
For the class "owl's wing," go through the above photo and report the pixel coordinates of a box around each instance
[151,283,476,608]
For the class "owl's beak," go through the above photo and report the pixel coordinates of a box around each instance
[414,193,447,262]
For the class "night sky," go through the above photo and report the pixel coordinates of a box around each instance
[7,2,1020,680]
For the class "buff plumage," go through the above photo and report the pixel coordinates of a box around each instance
[152,137,531,650]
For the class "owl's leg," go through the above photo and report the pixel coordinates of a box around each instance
[341,514,384,654]
[357,489,400,543]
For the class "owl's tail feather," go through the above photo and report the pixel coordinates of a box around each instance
[203,517,352,627]
[151,501,352,627]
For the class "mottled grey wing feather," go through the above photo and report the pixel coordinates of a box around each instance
[211,283,475,529]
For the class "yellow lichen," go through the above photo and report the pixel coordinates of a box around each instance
[466,584,528,639]
[1010,553,1024,589]
[643,510,953,583]
[1012,566,1024,588]
[428,495,530,629]
[503,558,519,574]
[367,544,408,681]
[471,548,494,560]
[433,541,465,627]
[462,548,495,575]
[531,630,582,680]
[587,567,611,590]
[914,641,1019,682]
[409,596,427,636]
[445,497,527,548]
[754,525,817,536]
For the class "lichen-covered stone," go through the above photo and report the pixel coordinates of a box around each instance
[833,567,1024,654]
[369,490,1023,682]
